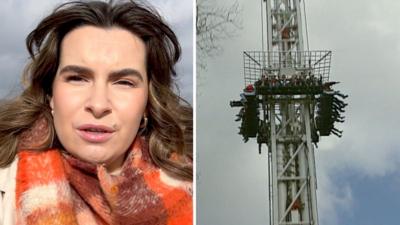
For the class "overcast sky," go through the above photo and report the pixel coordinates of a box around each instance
[0,0,193,103]
[197,0,400,225]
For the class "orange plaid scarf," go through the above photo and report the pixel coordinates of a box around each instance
[15,138,192,225]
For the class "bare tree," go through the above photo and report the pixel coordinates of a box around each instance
[196,0,241,69]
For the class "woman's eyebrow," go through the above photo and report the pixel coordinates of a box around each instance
[59,65,94,75]
[58,65,144,82]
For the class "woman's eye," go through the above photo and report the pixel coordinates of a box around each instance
[115,80,136,87]
[65,75,86,82]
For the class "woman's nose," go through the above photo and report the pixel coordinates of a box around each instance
[85,85,112,118]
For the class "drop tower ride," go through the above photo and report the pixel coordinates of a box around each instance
[230,1,348,225]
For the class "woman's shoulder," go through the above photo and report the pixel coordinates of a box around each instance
[0,157,18,193]
[159,169,192,195]
[131,138,193,194]
[0,157,18,225]
[156,169,193,224]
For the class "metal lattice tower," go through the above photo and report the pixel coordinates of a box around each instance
[265,1,319,224]
[231,1,347,225]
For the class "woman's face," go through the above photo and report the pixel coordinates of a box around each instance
[51,26,148,174]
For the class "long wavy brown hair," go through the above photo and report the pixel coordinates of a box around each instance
[0,0,192,181]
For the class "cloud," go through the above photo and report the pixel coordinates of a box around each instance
[152,0,193,26]
[305,0,400,223]
[317,169,353,225]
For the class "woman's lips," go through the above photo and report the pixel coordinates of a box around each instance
[76,124,115,143]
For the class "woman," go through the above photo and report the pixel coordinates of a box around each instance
[0,1,193,224]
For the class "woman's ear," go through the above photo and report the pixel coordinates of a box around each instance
[48,95,54,111]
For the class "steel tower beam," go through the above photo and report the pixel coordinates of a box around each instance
[264,0,319,225]
[268,99,318,225]
[232,1,343,224]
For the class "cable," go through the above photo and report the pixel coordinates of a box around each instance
[268,151,273,225]
[261,0,265,70]
[304,144,313,223]
[303,0,310,51]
